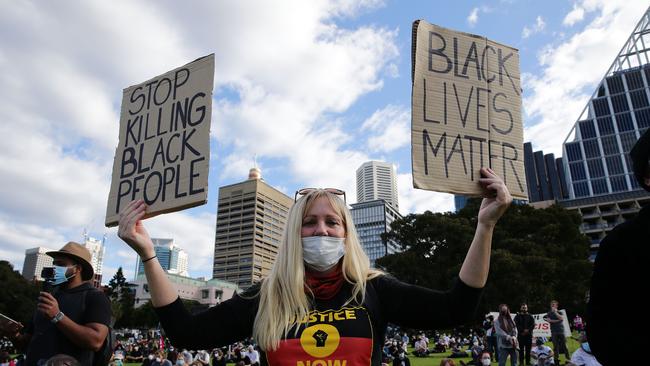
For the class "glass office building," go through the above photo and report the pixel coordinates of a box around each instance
[350,199,402,267]
[524,8,650,260]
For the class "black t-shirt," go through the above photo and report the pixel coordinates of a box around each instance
[155,275,482,366]
[24,282,112,366]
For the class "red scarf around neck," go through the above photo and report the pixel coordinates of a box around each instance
[304,262,345,300]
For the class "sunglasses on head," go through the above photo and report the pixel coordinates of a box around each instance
[294,188,346,203]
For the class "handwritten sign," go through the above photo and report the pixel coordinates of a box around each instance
[105,54,215,227]
[411,21,528,199]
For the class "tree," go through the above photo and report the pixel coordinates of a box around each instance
[0,261,41,324]
[107,267,136,328]
[377,198,592,320]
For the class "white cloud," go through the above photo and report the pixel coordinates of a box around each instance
[361,105,410,153]
[397,173,455,215]
[522,16,546,38]
[467,8,480,27]
[523,1,647,154]
[0,0,399,278]
[564,3,586,26]
[466,6,493,28]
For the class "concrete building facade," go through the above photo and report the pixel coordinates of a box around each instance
[356,161,399,211]
[132,272,238,308]
[21,247,55,281]
[213,168,293,288]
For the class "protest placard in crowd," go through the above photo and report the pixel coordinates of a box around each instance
[105,54,215,227]
[411,20,528,199]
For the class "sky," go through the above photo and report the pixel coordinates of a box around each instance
[1,0,647,283]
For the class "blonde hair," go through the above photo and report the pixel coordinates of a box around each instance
[251,189,383,351]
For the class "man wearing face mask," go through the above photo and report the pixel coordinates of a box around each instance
[0,242,111,366]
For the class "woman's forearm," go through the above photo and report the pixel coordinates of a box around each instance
[458,222,494,288]
[142,254,179,307]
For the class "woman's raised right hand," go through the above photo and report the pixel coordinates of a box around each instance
[118,199,155,258]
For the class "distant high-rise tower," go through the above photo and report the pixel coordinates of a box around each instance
[350,199,402,267]
[83,234,106,287]
[21,247,56,281]
[356,161,399,211]
[213,167,293,288]
[136,238,189,277]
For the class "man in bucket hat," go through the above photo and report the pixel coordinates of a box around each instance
[0,242,111,365]
[588,128,650,366]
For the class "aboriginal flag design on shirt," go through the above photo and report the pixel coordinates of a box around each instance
[265,306,373,366]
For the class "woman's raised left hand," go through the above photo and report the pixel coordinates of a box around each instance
[477,167,513,227]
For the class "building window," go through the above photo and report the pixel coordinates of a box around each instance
[606,76,625,94]
[582,139,601,159]
[615,112,634,132]
[601,135,620,155]
[625,70,644,90]
[566,142,583,162]
[630,89,649,108]
[591,178,608,195]
[202,290,209,299]
[592,98,611,117]
[587,159,605,178]
[573,181,590,197]
[629,174,640,189]
[635,108,650,129]
[610,175,628,192]
[597,116,615,136]
[579,120,597,139]
[606,156,625,175]
[610,94,629,113]
[569,162,587,181]
[620,132,638,153]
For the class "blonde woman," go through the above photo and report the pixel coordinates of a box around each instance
[118,167,512,366]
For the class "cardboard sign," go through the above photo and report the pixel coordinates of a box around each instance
[411,21,528,199]
[105,54,215,227]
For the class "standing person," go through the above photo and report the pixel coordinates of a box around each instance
[587,129,650,365]
[572,315,584,333]
[514,304,535,366]
[495,304,518,366]
[543,301,569,365]
[0,242,111,366]
[117,168,512,366]
[483,315,499,362]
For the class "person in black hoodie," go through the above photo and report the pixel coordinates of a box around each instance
[118,168,512,366]
[588,128,650,366]
[514,304,535,366]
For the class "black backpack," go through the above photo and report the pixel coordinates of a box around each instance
[80,288,115,366]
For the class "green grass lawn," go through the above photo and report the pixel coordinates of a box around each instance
[123,336,580,366]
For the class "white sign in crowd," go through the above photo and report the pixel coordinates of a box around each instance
[488,310,572,338]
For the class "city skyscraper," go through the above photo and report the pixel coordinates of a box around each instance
[83,233,106,287]
[135,238,189,277]
[356,161,399,211]
[524,8,650,260]
[350,199,402,267]
[213,167,293,288]
[21,247,55,281]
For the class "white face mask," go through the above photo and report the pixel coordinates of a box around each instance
[302,236,345,272]
[481,359,491,366]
